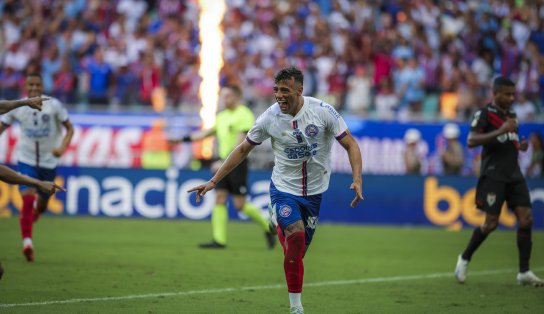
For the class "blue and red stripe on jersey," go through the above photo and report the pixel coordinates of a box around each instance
[335,131,348,141]
[301,160,308,196]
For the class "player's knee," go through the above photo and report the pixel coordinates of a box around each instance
[481,221,498,234]
[518,215,533,229]
[283,221,304,237]
[232,199,245,210]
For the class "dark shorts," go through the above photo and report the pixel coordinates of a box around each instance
[475,176,532,215]
[269,182,322,247]
[18,162,56,200]
[216,160,249,195]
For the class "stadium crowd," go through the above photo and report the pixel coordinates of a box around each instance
[1,0,544,121]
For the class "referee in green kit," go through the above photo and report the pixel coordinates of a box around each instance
[171,85,276,249]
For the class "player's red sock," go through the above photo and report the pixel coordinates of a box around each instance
[284,231,305,293]
[277,225,286,255]
[20,195,36,239]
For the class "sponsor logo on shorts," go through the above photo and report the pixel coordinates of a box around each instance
[305,124,319,138]
[279,205,292,218]
[487,193,496,206]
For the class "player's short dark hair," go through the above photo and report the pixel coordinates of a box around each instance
[274,66,304,85]
[223,84,242,97]
[493,76,515,91]
[26,72,43,80]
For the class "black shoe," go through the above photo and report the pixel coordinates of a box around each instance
[199,241,226,249]
[265,231,277,249]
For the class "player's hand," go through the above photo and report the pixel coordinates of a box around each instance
[349,181,364,208]
[36,181,66,195]
[167,139,181,146]
[187,180,217,203]
[519,137,529,151]
[500,118,517,134]
[25,96,49,111]
[52,147,65,157]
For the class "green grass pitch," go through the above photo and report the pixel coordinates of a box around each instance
[0,217,543,313]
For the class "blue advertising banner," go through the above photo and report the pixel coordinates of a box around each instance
[1,168,542,230]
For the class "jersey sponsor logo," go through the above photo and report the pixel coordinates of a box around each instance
[24,128,51,138]
[487,193,496,206]
[496,132,519,143]
[306,216,318,229]
[284,143,318,159]
[279,205,292,218]
[304,124,319,138]
[319,102,340,118]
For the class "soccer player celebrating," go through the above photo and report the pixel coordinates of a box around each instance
[0,96,65,275]
[188,67,363,313]
[0,73,74,262]
[171,85,276,249]
[455,76,543,287]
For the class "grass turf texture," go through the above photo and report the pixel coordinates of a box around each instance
[0,217,543,313]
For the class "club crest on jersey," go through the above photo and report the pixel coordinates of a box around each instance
[487,193,496,206]
[305,124,319,138]
[279,205,292,218]
[41,114,50,122]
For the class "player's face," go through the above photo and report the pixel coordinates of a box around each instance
[25,76,44,98]
[493,86,516,109]
[274,78,302,116]
[221,88,238,109]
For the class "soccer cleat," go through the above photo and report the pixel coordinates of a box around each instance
[265,231,277,249]
[517,270,544,287]
[454,254,469,283]
[290,306,304,314]
[23,245,34,262]
[268,203,278,236]
[198,241,226,249]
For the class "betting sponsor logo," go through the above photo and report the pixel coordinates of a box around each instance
[284,143,318,159]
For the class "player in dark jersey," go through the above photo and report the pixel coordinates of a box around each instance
[454,76,543,287]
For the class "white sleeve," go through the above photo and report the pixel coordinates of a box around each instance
[321,102,348,140]
[54,99,69,122]
[246,110,271,145]
[1,109,16,125]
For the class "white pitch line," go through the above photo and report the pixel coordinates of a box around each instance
[1,266,542,308]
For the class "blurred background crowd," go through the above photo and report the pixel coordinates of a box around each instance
[1,0,544,122]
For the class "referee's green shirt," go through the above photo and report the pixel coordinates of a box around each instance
[214,104,255,159]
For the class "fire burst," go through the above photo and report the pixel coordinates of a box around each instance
[197,0,226,159]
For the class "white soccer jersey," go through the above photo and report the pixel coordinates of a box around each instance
[1,95,69,168]
[247,96,348,196]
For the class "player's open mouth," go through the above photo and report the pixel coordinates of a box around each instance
[278,100,288,110]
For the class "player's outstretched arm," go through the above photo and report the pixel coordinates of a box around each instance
[169,128,216,145]
[467,118,517,148]
[0,96,49,114]
[53,120,74,157]
[338,131,364,207]
[188,140,255,202]
[0,165,65,194]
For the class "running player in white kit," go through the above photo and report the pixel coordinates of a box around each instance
[188,67,363,314]
[0,72,73,262]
